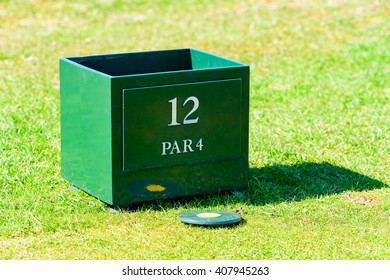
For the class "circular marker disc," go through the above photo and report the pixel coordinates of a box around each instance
[178,210,241,226]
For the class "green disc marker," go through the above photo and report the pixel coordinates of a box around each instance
[178,210,241,226]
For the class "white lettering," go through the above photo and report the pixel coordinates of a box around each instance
[161,141,172,155]
[161,138,203,156]
[183,96,199,125]
[196,138,203,151]
[183,139,194,153]
[168,97,180,126]
[168,96,200,126]
[170,140,181,155]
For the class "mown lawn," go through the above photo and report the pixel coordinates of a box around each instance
[0,0,389,259]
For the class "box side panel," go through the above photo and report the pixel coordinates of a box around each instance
[60,59,113,204]
[190,49,246,69]
[240,66,250,177]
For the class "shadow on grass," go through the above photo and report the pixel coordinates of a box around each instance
[246,162,388,206]
[119,162,388,211]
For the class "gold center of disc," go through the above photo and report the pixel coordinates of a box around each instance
[196,213,221,218]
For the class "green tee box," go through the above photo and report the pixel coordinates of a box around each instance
[60,48,249,206]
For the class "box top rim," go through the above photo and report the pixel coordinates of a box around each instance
[60,48,248,77]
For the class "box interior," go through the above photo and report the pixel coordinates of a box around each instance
[67,48,242,76]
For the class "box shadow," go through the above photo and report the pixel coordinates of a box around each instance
[117,162,388,211]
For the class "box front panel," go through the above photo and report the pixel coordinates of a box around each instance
[122,79,242,171]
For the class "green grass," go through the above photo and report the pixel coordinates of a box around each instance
[1,0,389,259]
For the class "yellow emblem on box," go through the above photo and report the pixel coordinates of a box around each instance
[196,212,221,218]
[146,184,166,192]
